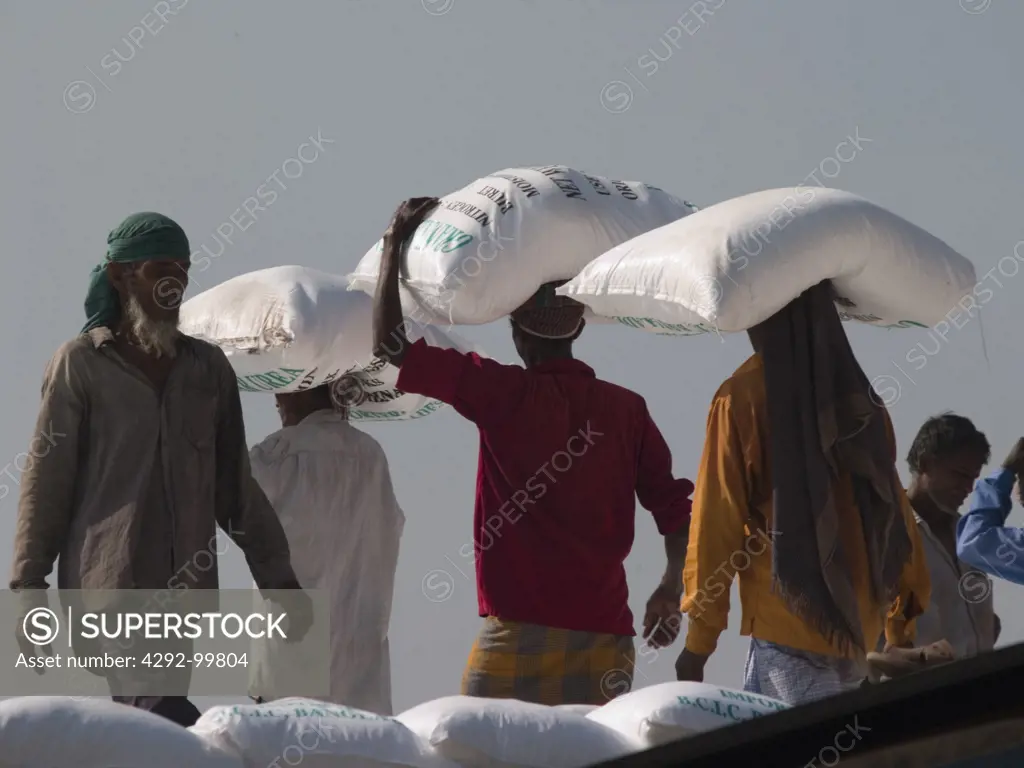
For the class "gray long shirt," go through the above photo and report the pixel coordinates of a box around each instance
[11,327,298,594]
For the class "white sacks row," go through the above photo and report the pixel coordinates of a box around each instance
[182,684,787,768]
[0,697,244,768]
[347,165,698,325]
[179,265,487,422]
[559,187,978,335]
[0,686,789,768]
[190,699,458,768]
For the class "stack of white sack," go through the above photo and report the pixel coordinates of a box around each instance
[558,187,978,335]
[586,681,788,749]
[551,704,600,716]
[0,696,244,768]
[189,698,460,768]
[346,165,699,325]
[179,265,488,423]
[184,688,788,768]
[396,695,637,768]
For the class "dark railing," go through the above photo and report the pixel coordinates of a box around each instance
[590,642,1024,768]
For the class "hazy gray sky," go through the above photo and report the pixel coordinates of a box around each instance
[3,0,1023,713]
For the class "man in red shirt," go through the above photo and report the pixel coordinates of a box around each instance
[372,198,693,705]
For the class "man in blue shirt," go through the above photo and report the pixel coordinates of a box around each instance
[957,438,1024,594]
[905,414,997,658]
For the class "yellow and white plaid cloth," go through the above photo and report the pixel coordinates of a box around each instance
[461,617,635,706]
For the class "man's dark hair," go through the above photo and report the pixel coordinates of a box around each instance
[906,412,991,473]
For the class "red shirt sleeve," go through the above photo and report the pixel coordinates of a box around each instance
[635,405,693,535]
[395,339,527,424]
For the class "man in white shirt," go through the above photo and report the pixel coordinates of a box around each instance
[905,413,999,659]
[248,379,405,714]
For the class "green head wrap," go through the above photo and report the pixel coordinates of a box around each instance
[82,212,191,333]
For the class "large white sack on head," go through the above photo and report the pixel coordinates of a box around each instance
[190,698,458,768]
[0,696,243,768]
[586,682,788,747]
[346,166,698,325]
[396,695,637,768]
[558,187,978,335]
[179,265,487,422]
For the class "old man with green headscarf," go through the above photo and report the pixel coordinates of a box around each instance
[11,212,312,726]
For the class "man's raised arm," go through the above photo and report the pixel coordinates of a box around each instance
[957,439,1024,584]
[372,197,439,367]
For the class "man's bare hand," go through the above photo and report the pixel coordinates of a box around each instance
[283,589,314,643]
[1002,438,1024,476]
[15,593,54,675]
[882,641,914,651]
[383,197,439,246]
[675,649,709,682]
[265,583,314,643]
[642,584,683,649]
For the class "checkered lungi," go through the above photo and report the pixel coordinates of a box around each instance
[461,617,636,706]
[742,638,867,706]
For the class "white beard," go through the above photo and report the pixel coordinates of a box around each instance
[125,293,180,359]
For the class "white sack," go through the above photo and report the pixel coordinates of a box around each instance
[586,682,788,747]
[0,696,243,768]
[179,265,488,422]
[347,165,698,325]
[190,698,458,768]
[558,187,978,335]
[396,695,637,768]
[551,704,600,716]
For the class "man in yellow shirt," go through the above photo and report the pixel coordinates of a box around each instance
[674,281,931,705]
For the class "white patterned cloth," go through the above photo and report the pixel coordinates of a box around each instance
[742,638,866,706]
[248,410,405,714]
[913,513,995,659]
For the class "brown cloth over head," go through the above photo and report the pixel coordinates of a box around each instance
[756,280,913,655]
[511,281,585,339]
